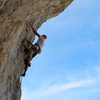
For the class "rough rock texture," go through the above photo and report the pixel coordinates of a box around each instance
[0,0,73,100]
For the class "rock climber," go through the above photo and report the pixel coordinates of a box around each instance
[22,24,47,76]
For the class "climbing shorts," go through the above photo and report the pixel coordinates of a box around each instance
[27,43,40,59]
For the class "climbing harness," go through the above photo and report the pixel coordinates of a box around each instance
[32,43,40,58]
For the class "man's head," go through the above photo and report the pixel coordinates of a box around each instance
[42,34,47,39]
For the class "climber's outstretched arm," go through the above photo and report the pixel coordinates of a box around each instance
[30,24,40,38]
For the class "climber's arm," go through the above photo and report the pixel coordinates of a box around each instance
[30,24,40,38]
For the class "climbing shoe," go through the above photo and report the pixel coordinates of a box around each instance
[21,73,25,77]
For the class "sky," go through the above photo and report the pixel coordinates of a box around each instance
[21,0,100,100]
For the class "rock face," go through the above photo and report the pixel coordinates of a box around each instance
[0,0,73,100]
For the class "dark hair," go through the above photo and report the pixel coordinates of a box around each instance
[42,34,47,39]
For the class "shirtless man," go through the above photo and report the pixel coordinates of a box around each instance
[22,24,47,76]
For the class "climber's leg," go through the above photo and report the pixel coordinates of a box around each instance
[24,58,31,67]
[25,48,34,65]
[22,44,38,77]
[22,65,28,76]
[22,48,35,76]
[27,57,31,66]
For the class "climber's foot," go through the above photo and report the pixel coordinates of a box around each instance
[21,72,26,77]
[28,63,31,67]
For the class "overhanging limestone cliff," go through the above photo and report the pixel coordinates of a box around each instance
[0,0,73,100]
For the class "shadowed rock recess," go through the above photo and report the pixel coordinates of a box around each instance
[0,0,73,100]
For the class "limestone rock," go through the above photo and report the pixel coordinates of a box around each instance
[0,0,73,100]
